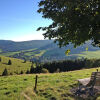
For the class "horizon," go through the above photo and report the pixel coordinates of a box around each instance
[0,0,52,41]
[0,39,51,42]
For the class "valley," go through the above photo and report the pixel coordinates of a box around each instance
[0,40,100,62]
[0,40,100,100]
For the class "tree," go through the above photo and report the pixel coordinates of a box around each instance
[2,68,8,76]
[37,0,100,47]
[8,60,12,65]
[30,64,35,73]
[26,70,30,74]
[0,57,1,62]
[20,70,24,74]
[23,58,26,63]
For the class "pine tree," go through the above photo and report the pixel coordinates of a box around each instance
[8,60,12,65]
[26,70,30,74]
[20,70,23,74]
[23,58,26,63]
[30,64,35,73]
[0,57,1,62]
[2,68,8,76]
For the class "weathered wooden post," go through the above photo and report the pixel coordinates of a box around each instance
[34,75,38,92]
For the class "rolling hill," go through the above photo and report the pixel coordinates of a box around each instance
[0,40,100,100]
[0,40,100,62]
[0,56,32,75]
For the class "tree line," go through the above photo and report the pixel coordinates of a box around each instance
[36,59,100,73]
[2,58,100,76]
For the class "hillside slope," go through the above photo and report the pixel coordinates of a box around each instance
[0,40,100,61]
[0,40,52,52]
[0,56,32,75]
[0,67,100,100]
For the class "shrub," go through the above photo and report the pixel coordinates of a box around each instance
[26,70,30,74]
[2,68,8,76]
[30,64,35,73]
[20,71,24,74]
[41,68,49,73]
[23,59,26,63]
[10,72,13,75]
[8,60,12,65]
[0,57,1,62]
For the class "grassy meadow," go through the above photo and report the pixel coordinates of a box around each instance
[72,50,100,59]
[0,68,100,100]
[0,56,32,75]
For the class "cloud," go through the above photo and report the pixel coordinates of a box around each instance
[13,31,45,41]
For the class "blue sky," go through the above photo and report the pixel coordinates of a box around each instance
[0,0,52,41]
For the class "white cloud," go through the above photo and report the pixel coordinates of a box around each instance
[13,31,45,41]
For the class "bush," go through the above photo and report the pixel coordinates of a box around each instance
[0,57,1,62]
[23,59,26,63]
[26,70,30,74]
[8,60,12,65]
[10,72,13,75]
[41,68,49,73]
[30,64,35,73]
[2,68,8,76]
[20,71,24,74]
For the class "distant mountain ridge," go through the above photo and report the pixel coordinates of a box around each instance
[0,40,53,52]
[0,40,100,61]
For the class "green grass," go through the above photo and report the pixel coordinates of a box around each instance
[0,56,32,75]
[21,48,37,52]
[71,50,100,59]
[0,51,21,56]
[0,67,100,100]
[24,50,46,59]
[35,50,46,57]
[24,52,36,56]
[0,49,46,60]
[0,48,37,57]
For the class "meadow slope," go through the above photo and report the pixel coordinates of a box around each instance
[0,67,100,100]
[0,56,32,75]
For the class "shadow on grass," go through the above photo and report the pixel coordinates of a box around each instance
[73,94,99,100]
[70,88,100,100]
[2,63,8,65]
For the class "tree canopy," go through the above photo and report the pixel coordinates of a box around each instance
[37,0,100,47]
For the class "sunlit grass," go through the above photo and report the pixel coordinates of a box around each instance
[35,50,46,57]
[0,56,32,75]
[0,67,100,100]
[72,50,100,59]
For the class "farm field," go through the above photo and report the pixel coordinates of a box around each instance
[72,50,100,59]
[0,67,100,100]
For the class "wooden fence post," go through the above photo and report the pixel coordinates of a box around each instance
[34,75,38,91]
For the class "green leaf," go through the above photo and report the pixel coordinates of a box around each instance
[65,49,70,55]
[86,47,88,51]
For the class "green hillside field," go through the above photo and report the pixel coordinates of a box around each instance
[0,56,32,75]
[0,68,100,100]
[72,50,100,59]
[0,55,100,100]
